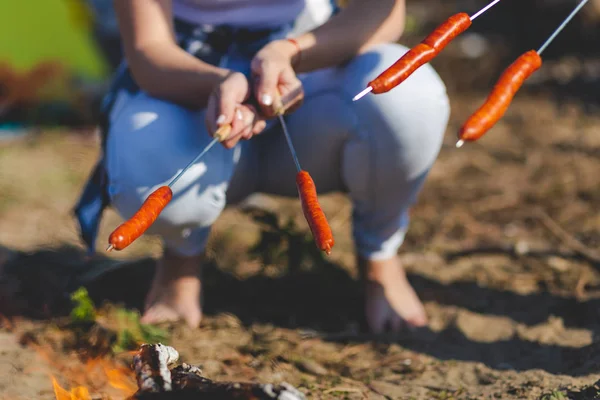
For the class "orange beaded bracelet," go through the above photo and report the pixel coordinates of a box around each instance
[286,38,302,68]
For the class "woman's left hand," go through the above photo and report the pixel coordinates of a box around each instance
[251,39,304,118]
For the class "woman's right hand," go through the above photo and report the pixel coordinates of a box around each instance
[205,71,267,149]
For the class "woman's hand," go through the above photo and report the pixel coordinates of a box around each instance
[205,72,267,149]
[251,40,304,118]
[266,1,405,74]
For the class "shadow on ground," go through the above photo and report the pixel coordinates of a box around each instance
[2,241,600,376]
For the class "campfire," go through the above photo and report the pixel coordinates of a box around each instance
[44,347,138,400]
[52,343,306,400]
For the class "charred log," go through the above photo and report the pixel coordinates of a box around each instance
[130,344,306,400]
[133,343,180,393]
[132,380,306,400]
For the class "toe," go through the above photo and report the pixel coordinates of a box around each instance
[140,307,158,325]
[182,310,202,329]
[141,305,176,325]
[406,312,428,328]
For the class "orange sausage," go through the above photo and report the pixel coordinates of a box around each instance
[458,50,542,142]
[369,13,472,94]
[423,13,472,52]
[296,170,334,255]
[107,186,173,251]
[370,44,437,94]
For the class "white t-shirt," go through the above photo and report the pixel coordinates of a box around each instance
[172,0,336,32]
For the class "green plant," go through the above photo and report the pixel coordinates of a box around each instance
[68,288,169,354]
[244,207,325,273]
[540,390,567,400]
[69,287,96,324]
[110,307,169,353]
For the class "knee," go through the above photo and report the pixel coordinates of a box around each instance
[342,42,448,100]
[344,43,450,179]
[111,159,231,249]
[157,176,228,231]
[106,93,208,180]
[106,92,237,237]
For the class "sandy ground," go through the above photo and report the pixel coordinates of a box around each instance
[0,88,599,399]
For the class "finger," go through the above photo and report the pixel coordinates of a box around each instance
[205,94,219,135]
[280,67,300,91]
[252,61,281,116]
[240,104,260,139]
[279,76,304,115]
[283,93,304,115]
[237,107,255,140]
[216,86,237,130]
[280,82,304,105]
[223,105,258,147]
[206,72,249,137]
[222,106,247,149]
[252,120,267,135]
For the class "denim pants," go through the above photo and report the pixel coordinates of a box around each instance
[74,18,450,260]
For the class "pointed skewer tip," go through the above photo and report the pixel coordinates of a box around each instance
[352,86,373,102]
[455,139,465,148]
[106,244,114,252]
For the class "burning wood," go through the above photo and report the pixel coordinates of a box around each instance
[134,343,180,392]
[130,344,306,400]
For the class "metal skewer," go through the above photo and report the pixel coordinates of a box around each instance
[455,0,589,149]
[536,0,589,56]
[352,87,373,102]
[352,0,504,102]
[105,124,232,253]
[172,96,303,187]
[105,100,303,254]
[167,124,231,188]
[141,103,300,194]
[278,113,302,173]
[470,0,502,21]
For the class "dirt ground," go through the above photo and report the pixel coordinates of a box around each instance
[1,2,600,397]
[1,87,599,399]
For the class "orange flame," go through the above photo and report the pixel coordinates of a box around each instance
[50,359,138,399]
[103,364,138,394]
[40,348,138,400]
[51,376,92,400]
[22,335,138,399]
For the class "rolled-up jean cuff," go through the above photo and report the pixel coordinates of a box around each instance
[354,227,408,261]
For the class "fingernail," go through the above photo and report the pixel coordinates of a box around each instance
[216,114,226,125]
[261,93,273,106]
[236,109,243,121]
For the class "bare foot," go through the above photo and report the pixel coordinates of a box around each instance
[140,250,203,329]
[359,256,428,334]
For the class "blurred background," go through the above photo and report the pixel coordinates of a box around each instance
[1,0,599,137]
[0,0,119,135]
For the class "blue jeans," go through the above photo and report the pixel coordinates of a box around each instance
[74,20,450,260]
